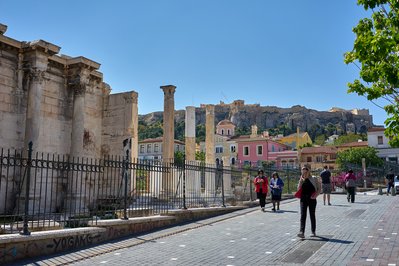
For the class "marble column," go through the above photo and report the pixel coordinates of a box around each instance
[205,105,215,164]
[185,106,199,197]
[20,67,47,214]
[185,106,196,161]
[205,104,215,197]
[68,68,91,214]
[70,83,86,158]
[125,91,139,196]
[24,68,46,151]
[160,85,176,196]
[222,156,232,197]
[161,85,176,161]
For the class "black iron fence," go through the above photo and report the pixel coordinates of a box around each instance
[9,145,383,234]
[1,145,304,234]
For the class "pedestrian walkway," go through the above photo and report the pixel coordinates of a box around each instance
[13,192,399,266]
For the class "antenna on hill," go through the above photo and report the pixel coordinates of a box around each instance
[221,91,228,103]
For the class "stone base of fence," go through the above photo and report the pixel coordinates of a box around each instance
[0,206,247,264]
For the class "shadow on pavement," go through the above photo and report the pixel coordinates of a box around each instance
[306,236,353,245]
[330,204,350,207]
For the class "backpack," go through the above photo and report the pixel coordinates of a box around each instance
[346,178,356,188]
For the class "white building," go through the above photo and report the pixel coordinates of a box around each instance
[367,127,399,163]
[138,137,185,160]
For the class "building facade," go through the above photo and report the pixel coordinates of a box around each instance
[139,137,185,160]
[367,127,399,163]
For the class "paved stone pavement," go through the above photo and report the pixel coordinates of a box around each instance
[14,192,399,266]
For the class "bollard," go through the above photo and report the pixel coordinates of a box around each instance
[363,179,367,189]
[378,185,383,195]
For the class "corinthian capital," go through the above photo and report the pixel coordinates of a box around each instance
[29,68,47,84]
[72,83,86,96]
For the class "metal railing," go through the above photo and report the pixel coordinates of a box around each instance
[2,144,337,234]
[2,145,292,234]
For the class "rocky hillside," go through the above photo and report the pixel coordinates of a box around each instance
[138,102,374,142]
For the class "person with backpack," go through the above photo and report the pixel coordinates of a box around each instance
[386,169,395,195]
[320,166,332,206]
[254,170,268,212]
[344,169,356,203]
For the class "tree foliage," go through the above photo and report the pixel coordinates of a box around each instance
[336,146,383,169]
[333,133,366,146]
[345,0,399,147]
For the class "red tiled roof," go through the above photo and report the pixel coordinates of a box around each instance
[217,119,235,126]
[368,127,385,132]
[300,146,337,154]
[338,141,368,148]
[139,137,185,145]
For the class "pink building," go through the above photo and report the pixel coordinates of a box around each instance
[234,125,296,168]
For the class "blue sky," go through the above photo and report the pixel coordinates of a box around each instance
[2,0,387,125]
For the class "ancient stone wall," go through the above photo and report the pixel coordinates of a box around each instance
[0,24,136,157]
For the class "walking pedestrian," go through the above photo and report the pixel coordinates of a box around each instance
[297,166,321,238]
[254,170,268,212]
[344,169,356,203]
[386,168,395,195]
[270,172,284,212]
[320,165,332,205]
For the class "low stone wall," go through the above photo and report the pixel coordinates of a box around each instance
[0,206,246,264]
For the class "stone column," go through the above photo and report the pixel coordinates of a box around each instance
[205,104,215,197]
[67,68,91,214]
[20,67,47,214]
[205,105,215,164]
[161,85,176,196]
[70,83,86,157]
[222,156,232,197]
[161,85,176,161]
[185,106,199,197]
[185,106,196,161]
[125,91,139,195]
[24,68,46,151]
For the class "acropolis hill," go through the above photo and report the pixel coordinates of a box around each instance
[140,100,373,134]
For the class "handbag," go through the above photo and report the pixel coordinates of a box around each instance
[294,187,302,198]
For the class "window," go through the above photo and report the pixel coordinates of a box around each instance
[330,154,336,160]
[230,145,236,153]
[378,136,383,145]
[216,146,223,153]
[243,146,249,156]
[221,129,224,135]
[307,156,312,162]
[272,145,275,152]
[140,145,145,154]
[257,145,263,155]
[231,158,236,165]
[154,144,159,152]
[227,129,231,135]
[176,144,180,151]
[147,144,151,153]
[316,156,323,163]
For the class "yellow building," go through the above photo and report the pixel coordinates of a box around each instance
[278,131,312,150]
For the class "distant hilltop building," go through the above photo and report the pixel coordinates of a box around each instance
[329,107,370,116]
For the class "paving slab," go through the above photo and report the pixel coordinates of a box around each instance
[10,192,399,266]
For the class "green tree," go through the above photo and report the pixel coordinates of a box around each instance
[333,133,365,146]
[314,134,326,146]
[195,151,205,162]
[345,0,399,147]
[336,146,383,169]
[196,124,206,143]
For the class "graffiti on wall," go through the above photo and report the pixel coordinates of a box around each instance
[47,234,101,252]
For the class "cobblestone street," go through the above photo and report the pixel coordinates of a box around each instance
[16,192,399,266]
